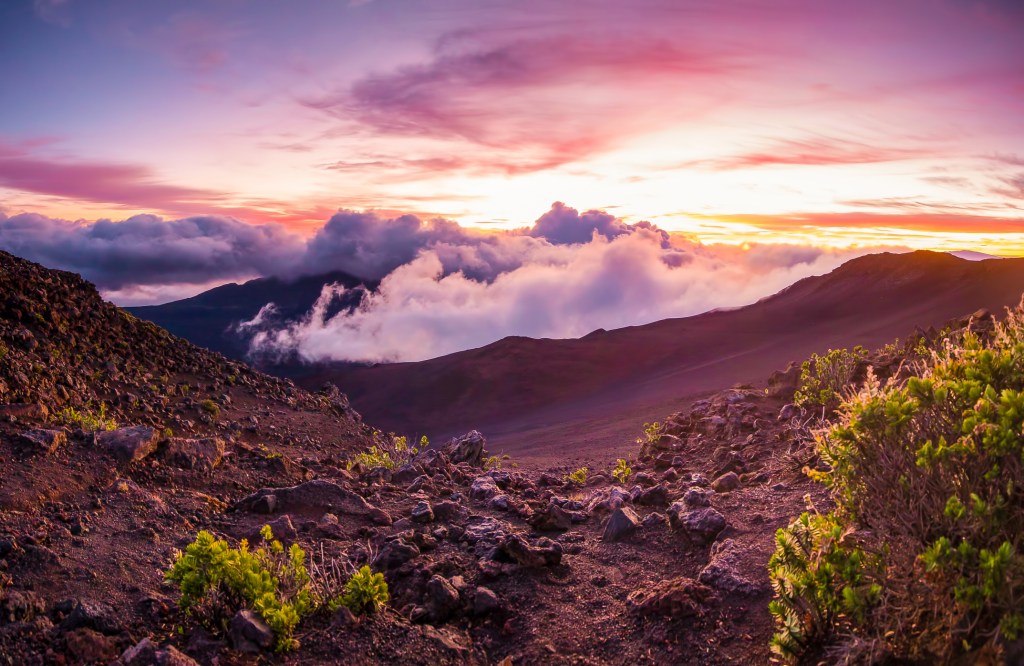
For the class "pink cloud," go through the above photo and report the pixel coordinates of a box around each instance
[678,137,934,171]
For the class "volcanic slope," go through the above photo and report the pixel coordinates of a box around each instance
[312,251,1024,465]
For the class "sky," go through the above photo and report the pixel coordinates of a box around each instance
[0,0,1023,359]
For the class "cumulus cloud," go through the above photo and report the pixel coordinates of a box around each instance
[250,230,880,363]
[0,212,304,290]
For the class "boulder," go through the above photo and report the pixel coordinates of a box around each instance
[423,575,461,622]
[228,610,274,653]
[668,504,727,544]
[529,502,573,532]
[469,476,499,501]
[697,538,765,594]
[711,472,740,493]
[235,480,376,517]
[373,539,420,570]
[17,428,66,455]
[163,437,224,471]
[628,577,716,618]
[121,637,201,666]
[602,507,640,542]
[499,534,562,567]
[411,501,434,524]
[442,430,486,466]
[636,484,669,506]
[472,587,501,615]
[96,426,159,464]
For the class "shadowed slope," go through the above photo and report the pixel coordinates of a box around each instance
[306,251,1024,463]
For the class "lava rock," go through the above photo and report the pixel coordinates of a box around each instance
[411,501,434,524]
[96,426,160,464]
[229,609,274,653]
[711,471,740,493]
[16,429,66,455]
[602,507,640,542]
[163,437,224,471]
[442,430,486,466]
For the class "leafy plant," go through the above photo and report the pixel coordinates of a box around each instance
[612,458,633,484]
[335,565,389,615]
[483,455,502,471]
[768,512,881,661]
[347,433,418,471]
[635,421,662,446]
[165,526,313,651]
[199,399,221,419]
[771,302,1024,662]
[564,467,588,485]
[56,403,118,431]
[793,346,867,412]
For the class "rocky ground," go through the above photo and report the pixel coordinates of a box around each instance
[0,250,983,665]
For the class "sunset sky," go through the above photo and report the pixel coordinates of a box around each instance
[1,0,1022,255]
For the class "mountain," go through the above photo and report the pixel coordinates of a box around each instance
[128,271,373,360]
[304,251,1024,464]
[950,250,1004,261]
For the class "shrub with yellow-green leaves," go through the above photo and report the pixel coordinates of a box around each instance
[794,346,867,413]
[347,433,418,470]
[769,303,1024,663]
[166,526,389,652]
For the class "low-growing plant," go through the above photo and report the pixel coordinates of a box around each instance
[336,565,389,615]
[199,399,220,419]
[612,458,632,484]
[636,421,662,446]
[768,511,882,661]
[347,433,418,470]
[770,303,1024,662]
[166,526,313,651]
[0,342,9,362]
[482,455,502,471]
[56,403,118,431]
[564,467,588,485]
[793,346,867,412]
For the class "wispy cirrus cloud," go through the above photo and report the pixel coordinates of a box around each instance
[677,136,933,171]
[0,141,223,212]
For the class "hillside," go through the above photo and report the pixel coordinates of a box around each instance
[1,249,1019,664]
[309,251,1024,465]
[128,271,372,360]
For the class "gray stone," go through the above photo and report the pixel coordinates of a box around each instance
[602,507,640,542]
[711,472,740,493]
[228,610,273,653]
[411,501,434,524]
[442,430,486,466]
[163,437,224,471]
[469,476,499,501]
[424,575,460,622]
[473,587,500,615]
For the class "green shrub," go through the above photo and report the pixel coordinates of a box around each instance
[56,403,118,431]
[166,526,313,651]
[794,346,867,412]
[347,433,418,471]
[771,304,1024,662]
[612,458,632,484]
[199,399,220,419]
[768,512,881,661]
[564,467,588,485]
[335,565,389,615]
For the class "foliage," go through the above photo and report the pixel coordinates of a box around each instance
[56,402,118,431]
[793,346,867,412]
[335,565,389,615]
[612,458,633,484]
[200,399,221,419]
[768,512,882,661]
[347,433,418,471]
[635,421,662,446]
[564,467,588,485]
[0,342,8,362]
[165,526,313,651]
[771,303,1024,662]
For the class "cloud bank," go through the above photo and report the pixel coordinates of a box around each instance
[249,220,882,363]
[1,203,896,361]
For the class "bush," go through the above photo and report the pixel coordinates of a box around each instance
[612,458,632,484]
[564,467,588,485]
[794,346,867,412]
[335,565,389,615]
[56,403,118,431]
[770,304,1024,662]
[768,512,882,661]
[347,433,418,471]
[166,526,313,651]
[199,399,220,419]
